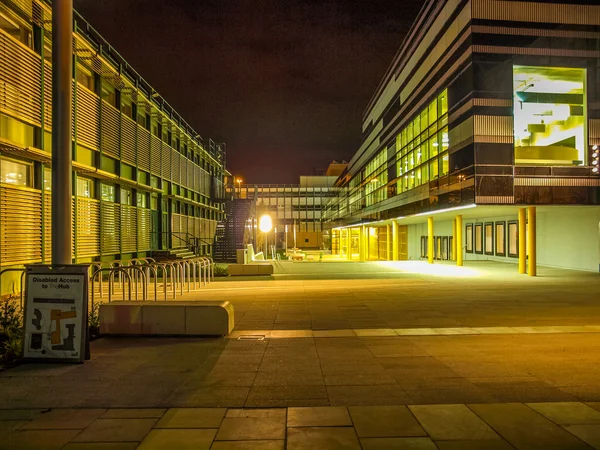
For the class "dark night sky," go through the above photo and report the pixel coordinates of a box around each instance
[73,0,424,183]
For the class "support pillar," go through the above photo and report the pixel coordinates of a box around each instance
[359,226,365,261]
[52,0,73,265]
[386,224,391,261]
[456,215,463,266]
[528,207,536,277]
[392,221,399,261]
[346,228,352,261]
[452,218,457,261]
[427,217,434,264]
[518,208,526,274]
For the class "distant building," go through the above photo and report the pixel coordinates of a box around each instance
[323,0,600,272]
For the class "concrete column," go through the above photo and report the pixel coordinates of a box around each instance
[452,218,457,260]
[358,226,364,261]
[427,217,434,264]
[392,220,399,261]
[386,224,391,261]
[518,208,527,274]
[456,214,463,266]
[52,0,73,265]
[346,228,352,261]
[528,207,536,277]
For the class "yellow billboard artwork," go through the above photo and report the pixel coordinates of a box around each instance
[513,65,586,166]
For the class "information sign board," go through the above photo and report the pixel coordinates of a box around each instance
[23,265,89,363]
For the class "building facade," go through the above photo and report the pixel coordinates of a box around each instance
[0,0,226,294]
[324,0,600,272]
[238,174,339,251]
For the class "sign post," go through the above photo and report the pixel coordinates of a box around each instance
[23,265,89,363]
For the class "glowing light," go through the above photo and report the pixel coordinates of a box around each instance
[414,204,476,217]
[259,215,272,233]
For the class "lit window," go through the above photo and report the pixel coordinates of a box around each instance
[76,178,93,198]
[1,158,31,187]
[101,183,116,202]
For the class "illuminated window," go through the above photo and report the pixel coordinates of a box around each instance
[484,223,494,256]
[495,221,506,256]
[513,66,586,165]
[508,221,518,258]
[101,183,116,202]
[0,158,31,187]
[76,178,93,198]
[465,224,473,253]
[474,223,483,254]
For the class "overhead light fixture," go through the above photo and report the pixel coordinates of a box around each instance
[414,204,477,217]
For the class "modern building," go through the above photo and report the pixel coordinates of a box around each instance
[0,0,227,295]
[324,0,600,272]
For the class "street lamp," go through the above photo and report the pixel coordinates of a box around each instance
[235,178,243,198]
[259,214,272,258]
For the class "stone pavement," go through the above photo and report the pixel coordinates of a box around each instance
[1,403,600,449]
[2,261,600,448]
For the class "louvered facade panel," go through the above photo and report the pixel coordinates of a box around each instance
[0,30,42,126]
[120,205,137,253]
[43,61,52,128]
[101,100,120,158]
[161,145,172,180]
[150,135,162,176]
[75,83,100,149]
[0,186,42,266]
[180,212,188,237]
[43,192,51,263]
[121,115,136,166]
[180,157,187,187]
[137,127,151,172]
[137,208,151,252]
[172,150,180,184]
[76,198,100,257]
[187,161,194,191]
[101,202,120,255]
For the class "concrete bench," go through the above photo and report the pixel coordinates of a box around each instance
[99,301,234,336]
[227,264,273,276]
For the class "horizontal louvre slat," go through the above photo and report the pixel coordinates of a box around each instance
[101,100,120,158]
[172,150,180,184]
[161,144,171,180]
[151,135,162,176]
[120,205,137,253]
[137,208,151,251]
[1,185,42,266]
[121,115,136,166]
[101,202,120,255]
[137,126,151,172]
[0,30,42,126]
[76,83,100,149]
[76,198,100,257]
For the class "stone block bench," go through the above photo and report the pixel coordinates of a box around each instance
[99,301,234,336]
[227,263,273,276]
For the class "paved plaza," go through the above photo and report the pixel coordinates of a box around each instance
[2,260,600,448]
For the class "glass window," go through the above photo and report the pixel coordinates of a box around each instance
[101,81,117,107]
[466,224,473,253]
[508,221,518,257]
[413,116,421,136]
[475,223,483,254]
[101,183,116,202]
[1,158,31,187]
[76,64,95,91]
[429,136,438,158]
[137,192,147,208]
[495,221,506,256]
[484,223,494,255]
[430,158,439,180]
[43,167,51,191]
[428,100,437,125]
[76,178,93,198]
[439,128,449,151]
[120,188,132,205]
[420,109,429,131]
[437,90,448,117]
[513,65,586,165]
[441,153,449,176]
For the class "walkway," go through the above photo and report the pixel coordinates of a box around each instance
[1,260,600,448]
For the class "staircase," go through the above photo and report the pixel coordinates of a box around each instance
[213,199,254,262]
[151,248,196,261]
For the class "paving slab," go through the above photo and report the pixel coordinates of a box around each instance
[0,429,81,450]
[287,427,361,450]
[21,409,106,430]
[101,409,166,419]
[287,406,352,427]
[409,404,500,440]
[62,443,141,449]
[468,403,590,449]
[564,424,600,449]
[360,437,438,449]
[348,405,426,438]
[71,418,158,443]
[155,408,226,428]
[434,441,516,450]
[137,428,216,450]
[526,402,600,425]
[215,416,286,440]
[210,440,285,450]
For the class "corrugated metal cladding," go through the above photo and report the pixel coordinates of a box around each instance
[0,0,227,269]
[514,178,600,187]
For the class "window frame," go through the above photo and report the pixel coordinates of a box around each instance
[495,221,506,257]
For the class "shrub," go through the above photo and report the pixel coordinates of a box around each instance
[213,264,229,277]
[0,300,23,370]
